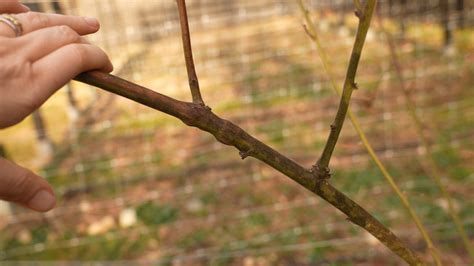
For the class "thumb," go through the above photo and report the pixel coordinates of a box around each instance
[0,158,56,212]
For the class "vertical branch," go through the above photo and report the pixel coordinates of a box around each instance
[379,16,474,261]
[177,0,205,105]
[297,1,441,265]
[312,0,377,179]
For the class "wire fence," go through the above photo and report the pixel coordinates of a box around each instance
[0,0,473,263]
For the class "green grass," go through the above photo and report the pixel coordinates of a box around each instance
[245,213,271,228]
[309,246,334,264]
[333,165,386,194]
[178,228,212,249]
[136,202,179,227]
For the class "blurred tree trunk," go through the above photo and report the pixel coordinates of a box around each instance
[0,144,6,158]
[440,0,453,49]
[399,0,407,38]
[388,0,394,17]
[32,111,55,159]
[456,0,465,28]
[66,84,81,128]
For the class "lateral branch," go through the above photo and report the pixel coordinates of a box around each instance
[177,0,205,105]
[314,0,377,179]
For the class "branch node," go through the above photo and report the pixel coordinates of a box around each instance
[353,82,359,90]
[354,10,364,20]
[302,24,316,40]
[193,101,211,111]
[239,149,253,160]
[354,0,363,16]
[353,0,364,20]
[311,163,331,181]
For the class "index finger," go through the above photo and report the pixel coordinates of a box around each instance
[0,12,100,38]
[0,0,30,13]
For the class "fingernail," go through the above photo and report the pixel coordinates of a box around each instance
[21,4,31,11]
[28,190,56,212]
[84,17,99,28]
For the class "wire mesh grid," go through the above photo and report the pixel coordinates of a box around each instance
[0,0,473,264]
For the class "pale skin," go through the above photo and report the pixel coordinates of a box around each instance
[0,0,113,212]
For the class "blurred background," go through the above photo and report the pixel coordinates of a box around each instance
[0,0,473,264]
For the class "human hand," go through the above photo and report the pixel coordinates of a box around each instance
[0,6,113,128]
[0,0,113,212]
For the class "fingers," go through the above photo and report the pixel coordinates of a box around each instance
[0,0,30,14]
[0,12,100,38]
[0,158,56,212]
[18,25,81,61]
[31,43,113,104]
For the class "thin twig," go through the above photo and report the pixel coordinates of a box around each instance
[313,0,377,179]
[378,15,474,261]
[176,0,205,105]
[74,70,423,265]
[297,1,440,265]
